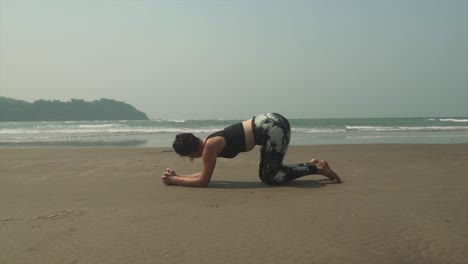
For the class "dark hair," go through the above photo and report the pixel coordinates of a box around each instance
[172,133,200,156]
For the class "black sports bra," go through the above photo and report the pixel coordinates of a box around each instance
[207,122,246,158]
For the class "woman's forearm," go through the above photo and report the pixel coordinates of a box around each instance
[178,172,201,178]
[171,175,208,187]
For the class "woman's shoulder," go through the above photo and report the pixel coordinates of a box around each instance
[204,136,225,154]
[206,135,225,145]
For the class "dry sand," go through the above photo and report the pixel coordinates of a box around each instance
[1,144,467,264]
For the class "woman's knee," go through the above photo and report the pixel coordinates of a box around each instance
[259,170,286,185]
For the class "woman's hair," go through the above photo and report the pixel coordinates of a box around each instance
[172,133,200,156]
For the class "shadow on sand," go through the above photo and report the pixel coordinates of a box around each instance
[209,179,336,189]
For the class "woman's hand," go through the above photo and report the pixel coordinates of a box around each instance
[161,168,177,185]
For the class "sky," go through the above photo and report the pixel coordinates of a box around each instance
[1,0,467,119]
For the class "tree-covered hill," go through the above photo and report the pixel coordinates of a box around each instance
[0,97,149,121]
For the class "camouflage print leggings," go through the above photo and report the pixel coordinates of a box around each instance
[252,113,318,185]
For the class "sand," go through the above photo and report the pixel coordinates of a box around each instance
[1,144,467,264]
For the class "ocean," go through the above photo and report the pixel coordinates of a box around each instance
[1,117,468,147]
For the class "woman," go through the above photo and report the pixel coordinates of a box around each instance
[162,113,341,187]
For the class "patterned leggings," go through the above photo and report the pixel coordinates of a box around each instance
[252,113,318,185]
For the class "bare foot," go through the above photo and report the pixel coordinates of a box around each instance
[316,160,342,183]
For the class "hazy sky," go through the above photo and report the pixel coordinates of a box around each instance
[1,1,467,119]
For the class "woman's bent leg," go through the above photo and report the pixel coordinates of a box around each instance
[259,147,318,185]
[254,113,318,185]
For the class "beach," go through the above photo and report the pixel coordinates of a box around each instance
[1,144,467,264]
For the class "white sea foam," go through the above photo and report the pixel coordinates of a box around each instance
[292,128,346,133]
[439,118,468,123]
[3,125,467,135]
[77,124,120,128]
[345,126,468,132]
[0,129,43,134]
[0,127,221,135]
[150,119,187,123]
[2,118,468,145]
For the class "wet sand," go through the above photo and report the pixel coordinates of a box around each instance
[1,144,467,264]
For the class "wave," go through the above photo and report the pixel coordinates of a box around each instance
[292,128,346,133]
[438,118,468,123]
[345,126,468,132]
[0,127,222,135]
[77,124,120,128]
[3,125,468,135]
